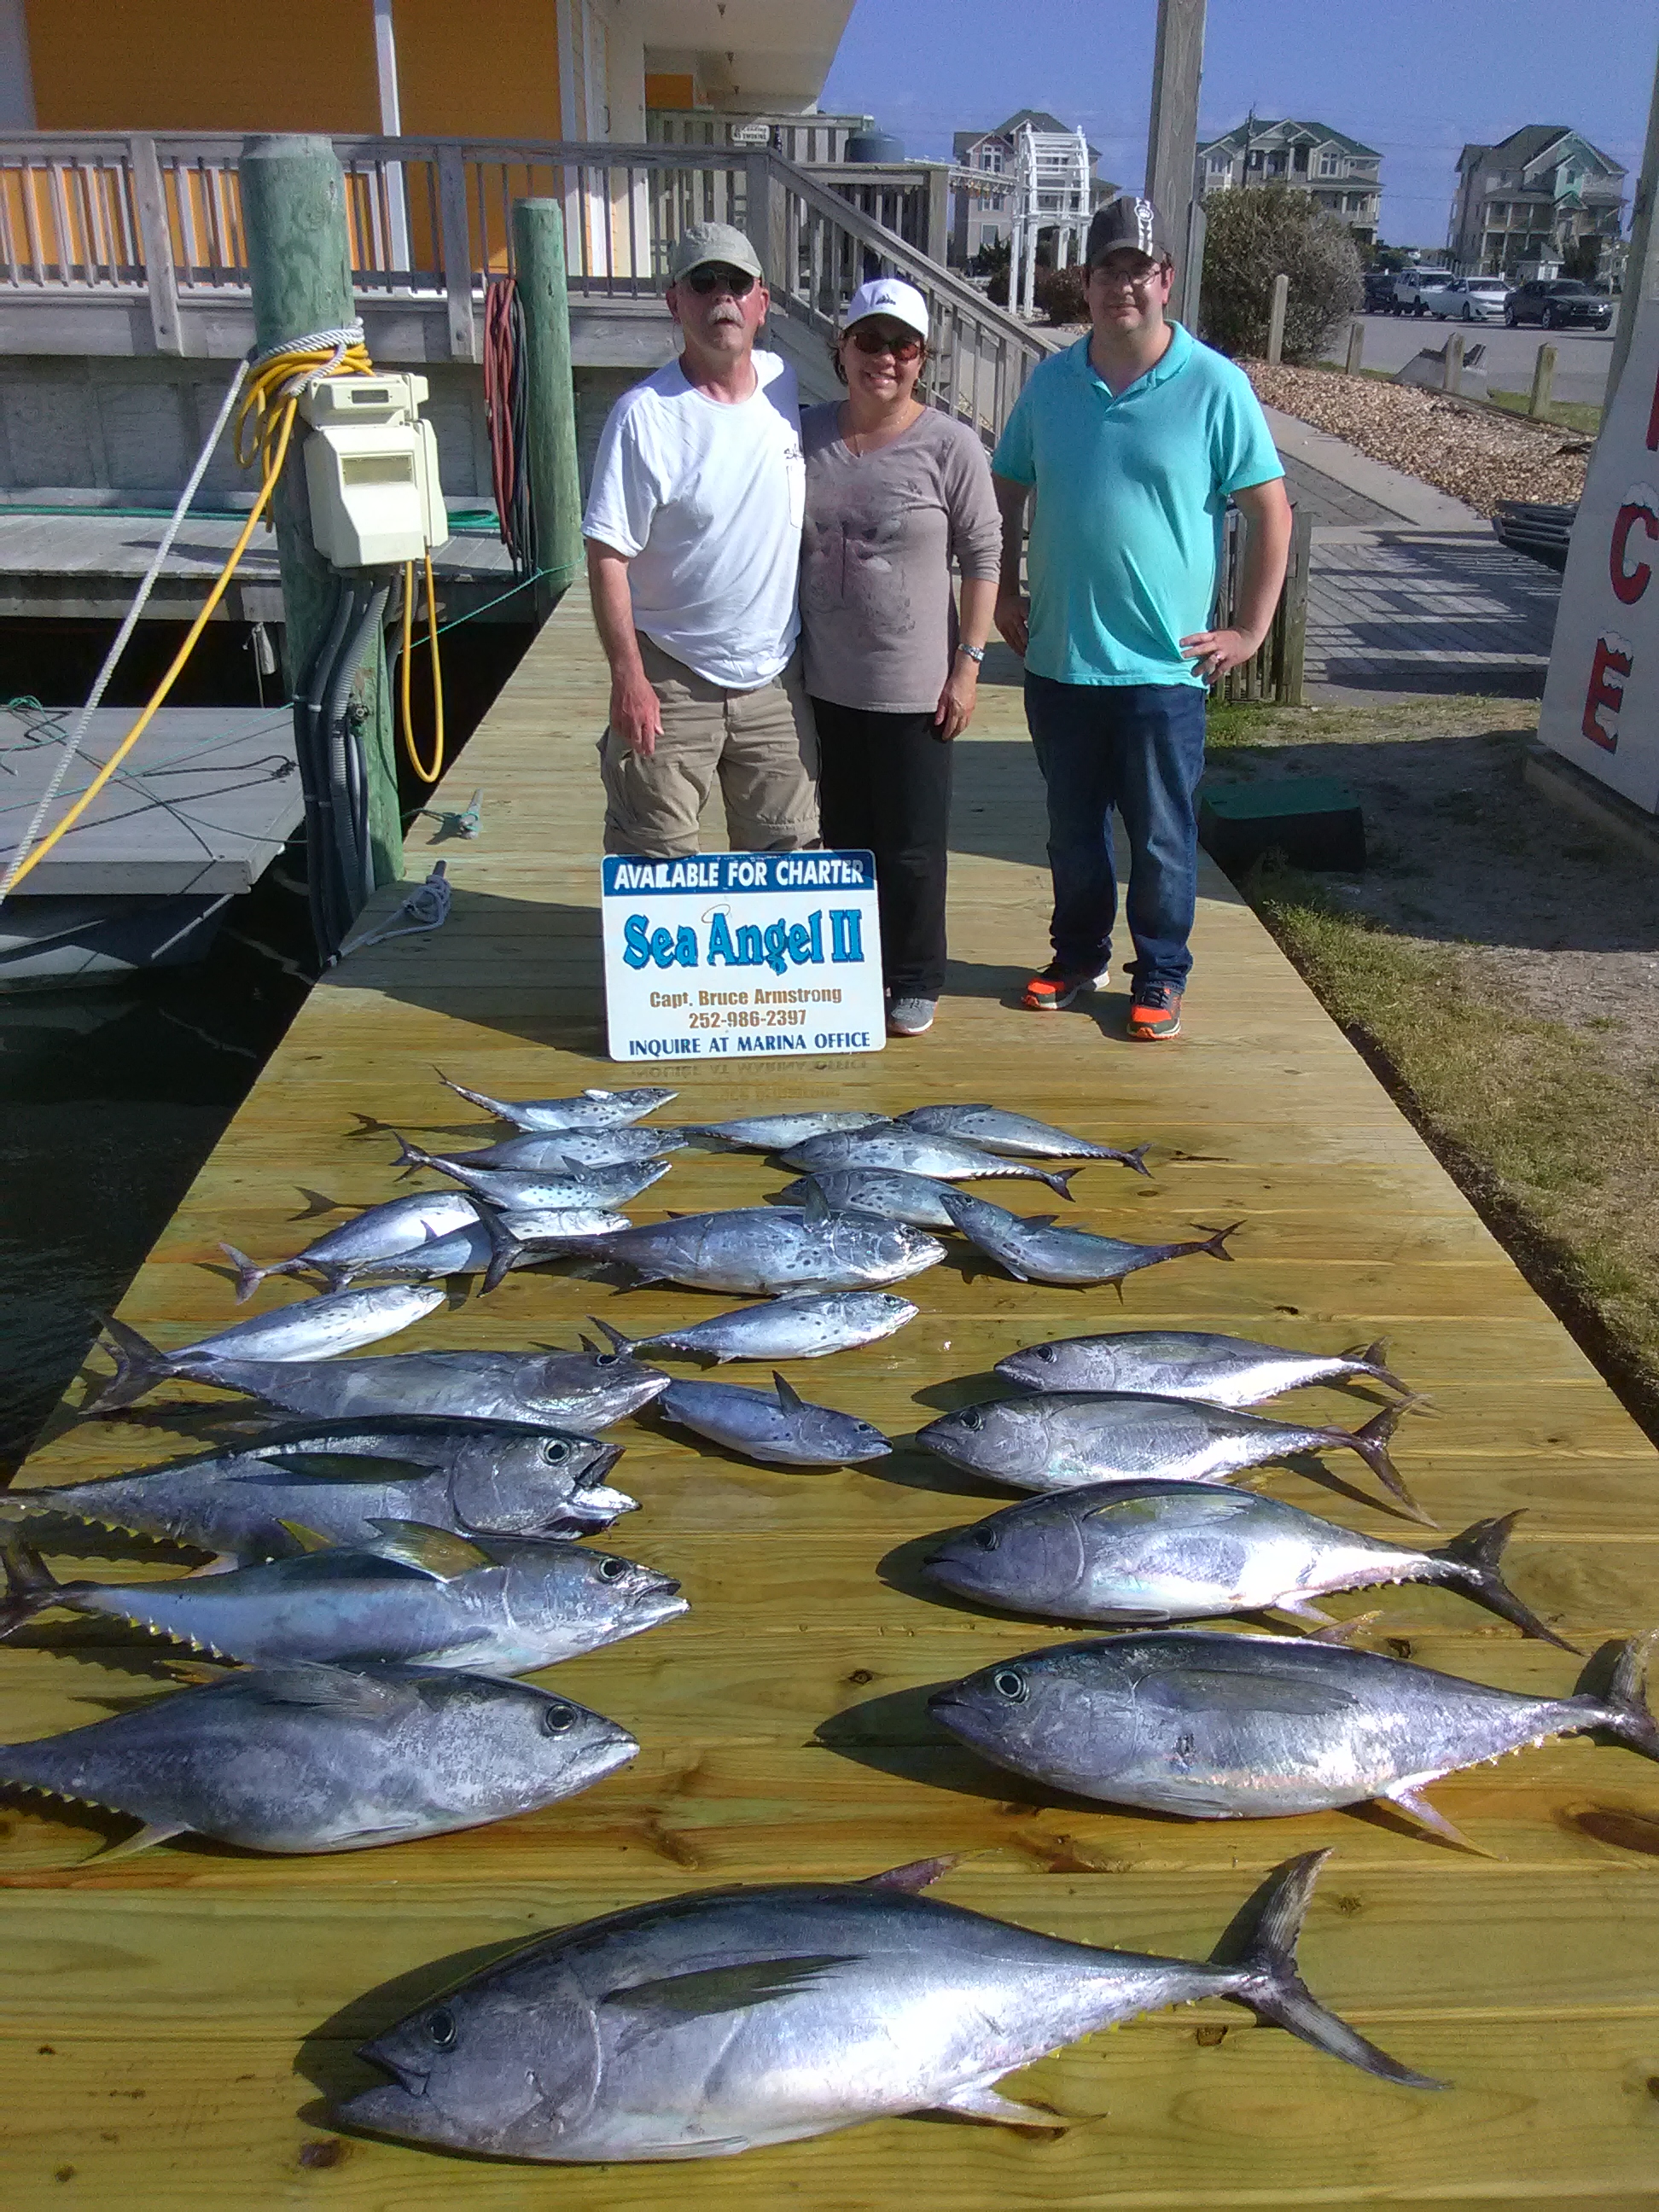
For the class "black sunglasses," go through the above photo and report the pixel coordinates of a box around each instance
[683,264,757,298]
[847,326,924,362]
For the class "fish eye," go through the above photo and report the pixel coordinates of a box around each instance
[593,1351,619,1368]
[540,1702,576,1736]
[974,1527,1000,1552]
[961,1408,984,1432]
[1035,1345,1057,1364]
[541,1438,570,1464]
[992,1668,1027,1702]
[426,2007,457,2050]
[597,1557,627,1581]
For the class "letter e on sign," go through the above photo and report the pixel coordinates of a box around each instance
[1581,632,1634,753]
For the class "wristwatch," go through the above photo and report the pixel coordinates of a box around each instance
[956,642,986,663]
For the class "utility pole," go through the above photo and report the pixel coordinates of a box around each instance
[241,133,401,888]
[1607,39,1659,410]
[510,199,585,624]
[1145,0,1207,253]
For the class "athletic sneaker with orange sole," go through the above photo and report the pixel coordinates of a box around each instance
[1126,981,1183,1039]
[1022,963,1106,1012]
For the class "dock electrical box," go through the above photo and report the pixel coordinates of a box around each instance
[299,372,449,568]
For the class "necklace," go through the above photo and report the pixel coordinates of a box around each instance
[841,400,923,457]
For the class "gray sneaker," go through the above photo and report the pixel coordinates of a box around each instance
[887,996,936,1037]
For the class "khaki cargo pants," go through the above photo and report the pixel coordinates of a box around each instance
[599,632,820,859]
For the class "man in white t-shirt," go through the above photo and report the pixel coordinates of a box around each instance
[582,222,818,857]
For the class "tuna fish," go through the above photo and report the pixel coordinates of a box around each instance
[658,1373,890,1466]
[0,1419,637,1558]
[771,1169,960,1231]
[223,1192,481,1299]
[394,1143,672,1211]
[922,1486,1570,1644]
[229,1214,625,1300]
[336,1851,1435,2159]
[398,1127,684,1175]
[783,1127,1080,1199]
[0,1523,687,1674]
[899,1104,1152,1173]
[677,1110,891,1151]
[995,1330,1414,1406]
[84,1323,671,1429]
[939,1188,1242,1286]
[83,1287,445,1411]
[593,1292,917,1365]
[917,1390,1426,1521]
[437,1074,677,1130]
[0,1661,637,1857]
[929,1627,1659,1848]
[586,1190,945,1295]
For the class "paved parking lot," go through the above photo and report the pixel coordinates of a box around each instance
[1329,310,1617,406]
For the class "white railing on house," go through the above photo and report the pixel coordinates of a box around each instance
[0,133,1049,445]
[646,110,872,166]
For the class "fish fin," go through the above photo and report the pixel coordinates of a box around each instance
[477,1207,524,1295]
[1430,1512,1577,1650]
[1041,1166,1080,1201]
[0,1537,66,1638]
[1339,1336,1412,1400]
[94,1820,189,1865]
[163,1658,230,1685]
[860,1854,959,1892]
[800,1179,830,1225]
[218,1243,268,1305]
[277,1520,335,1554]
[1023,1214,1058,1229]
[1383,1786,1496,1857]
[1580,1630,1659,1761]
[771,1371,806,1412]
[602,1957,857,2020]
[80,1317,173,1416]
[252,1662,416,1714]
[1218,1850,1446,2086]
[1304,1610,1382,1645]
[183,1553,244,1579]
[1121,1142,1155,1179]
[364,1520,494,1579]
[590,1316,638,1354]
[933,2081,1068,2130]
[1342,1406,1435,1527]
[1275,1598,1339,1627]
[1198,1220,1244,1260]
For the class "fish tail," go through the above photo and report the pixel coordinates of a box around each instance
[1120,1143,1154,1179]
[81,1317,174,1416]
[1199,1220,1245,1260]
[390,1132,436,1173]
[477,1208,527,1295]
[1584,1631,1659,1761]
[1430,1512,1577,1650]
[0,1536,67,1639]
[434,1068,507,1120]
[1220,1851,1445,2088]
[590,1316,641,1355]
[1343,1336,1417,1399]
[1346,1406,1435,1527]
[218,1243,273,1305]
[1041,1166,1081,1201]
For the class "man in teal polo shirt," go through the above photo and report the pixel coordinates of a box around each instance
[992,195,1290,1039]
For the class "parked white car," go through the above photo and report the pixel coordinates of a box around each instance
[1430,276,1509,323]
[1392,269,1458,315]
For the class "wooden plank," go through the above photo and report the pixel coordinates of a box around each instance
[3,586,1659,2207]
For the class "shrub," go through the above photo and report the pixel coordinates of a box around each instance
[1034,264,1087,323]
[1198,186,1363,362]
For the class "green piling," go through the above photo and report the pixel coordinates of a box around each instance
[511,198,584,621]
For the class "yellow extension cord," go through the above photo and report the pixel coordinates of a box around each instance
[6,333,447,882]
[399,550,446,784]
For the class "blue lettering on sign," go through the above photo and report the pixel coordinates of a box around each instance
[828,908,864,963]
[735,923,764,967]
[622,914,652,969]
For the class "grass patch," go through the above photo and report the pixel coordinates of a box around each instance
[1246,858,1659,1413]
[1486,387,1602,437]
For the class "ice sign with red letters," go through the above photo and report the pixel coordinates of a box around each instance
[1539,287,1659,805]
[600,849,885,1062]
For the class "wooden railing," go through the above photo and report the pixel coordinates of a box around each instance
[0,131,1049,446]
[1213,502,1313,707]
[646,109,871,165]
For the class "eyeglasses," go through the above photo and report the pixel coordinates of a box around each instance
[847,327,925,362]
[683,264,757,298]
[1088,259,1168,292]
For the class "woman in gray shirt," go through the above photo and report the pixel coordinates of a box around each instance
[800,279,1001,1037]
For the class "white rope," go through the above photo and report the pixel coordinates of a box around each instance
[0,355,250,907]
[336,859,451,959]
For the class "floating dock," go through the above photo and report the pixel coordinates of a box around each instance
[4,590,1658,2206]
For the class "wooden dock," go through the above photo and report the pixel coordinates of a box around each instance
[5,588,1659,2206]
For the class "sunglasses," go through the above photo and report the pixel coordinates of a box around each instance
[683,264,756,298]
[847,327,925,362]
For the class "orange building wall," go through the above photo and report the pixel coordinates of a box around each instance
[392,0,562,139]
[645,73,696,110]
[26,0,380,131]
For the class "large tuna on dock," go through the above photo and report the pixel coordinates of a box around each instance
[939,1188,1242,1286]
[584,1191,944,1295]
[899,1103,1152,1173]
[994,1329,1413,1406]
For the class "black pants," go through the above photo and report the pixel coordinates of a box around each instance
[812,699,952,998]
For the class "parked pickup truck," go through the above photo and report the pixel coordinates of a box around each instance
[1392,268,1458,316]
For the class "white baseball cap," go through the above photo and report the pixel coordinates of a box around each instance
[840,276,930,341]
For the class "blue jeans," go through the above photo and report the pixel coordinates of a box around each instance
[1023,674,1207,988]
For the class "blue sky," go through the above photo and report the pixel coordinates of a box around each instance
[822,0,1657,247]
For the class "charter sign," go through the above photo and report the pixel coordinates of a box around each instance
[600,850,886,1062]
[1539,282,1659,806]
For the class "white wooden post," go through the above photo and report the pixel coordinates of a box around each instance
[1266,271,1288,362]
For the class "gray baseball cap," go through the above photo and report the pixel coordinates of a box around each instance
[1086,195,1173,265]
[668,222,764,286]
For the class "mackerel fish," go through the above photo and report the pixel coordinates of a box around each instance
[659,1372,890,1465]
[996,1330,1412,1406]
[337,1851,1434,2160]
[438,1074,676,1130]
[0,1661,637,1857]
[225,1192,481,1298]
[586,1193,944,1295]
[783,1127,1080,1198]
[677,1110,890,1151]
[918,1389,1427,1520]
[899,1104,1151,1173]
[923,1484,1569,1644]
[83,1287,445,1411]
[395,1143,672,1210]
[771,1169,961,1231]
[593,1292,917,1365]
[0,1419,637,1559]
[84,1321,671,1429]
[400,1127,684,1173]
[930,1627,1659,1848]
[1,1523,686,1674]
[940,1187,1241,1285]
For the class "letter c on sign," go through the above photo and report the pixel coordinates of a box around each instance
[1610,500,1657,606]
